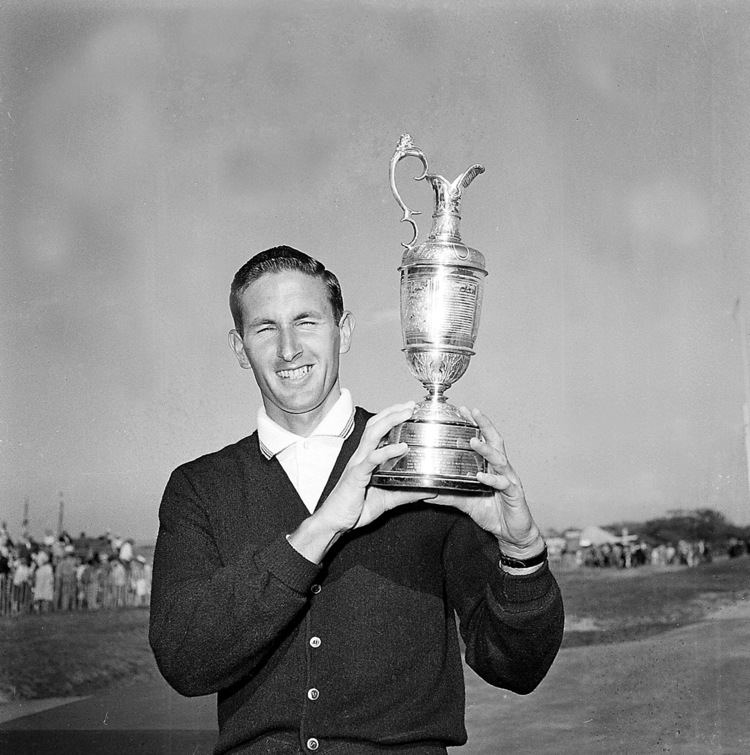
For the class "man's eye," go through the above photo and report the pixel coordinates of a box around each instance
[255,326,275,334]
[298,320,318,327]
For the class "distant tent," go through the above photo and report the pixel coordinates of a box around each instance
[579,525,619,547]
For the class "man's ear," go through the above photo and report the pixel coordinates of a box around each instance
[338,311,355,354]
[228,329,252,369]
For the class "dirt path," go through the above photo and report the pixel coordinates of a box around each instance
[462,597,750,753]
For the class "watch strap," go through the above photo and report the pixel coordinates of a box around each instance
[498,544,548,569]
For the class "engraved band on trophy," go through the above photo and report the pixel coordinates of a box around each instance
[371,134,491,492]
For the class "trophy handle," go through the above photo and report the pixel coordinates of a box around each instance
[390,134,429,250]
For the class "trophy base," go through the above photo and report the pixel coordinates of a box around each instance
[371,410,492,493]
[371,470,490,493]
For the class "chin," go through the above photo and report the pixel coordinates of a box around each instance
[275,392,322,415]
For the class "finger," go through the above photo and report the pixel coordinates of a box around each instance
[477,472,524,503]
[458,405,476,425]
[348,405,414,466]
[382,489,436,509]
[367,401,416,424]
[470,436,509,471]
[477,470,514,494]
[425,493,473,513]
[362,402,415,446]
[469,408,504,451]
[358,442,409,473]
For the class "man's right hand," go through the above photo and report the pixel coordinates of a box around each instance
[287,402,431,564]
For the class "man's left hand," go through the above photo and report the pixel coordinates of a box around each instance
[431,408,545,559]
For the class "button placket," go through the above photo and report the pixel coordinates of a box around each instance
[302,598,323,754]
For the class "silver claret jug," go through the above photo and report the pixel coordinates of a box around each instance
[371,134,491,492]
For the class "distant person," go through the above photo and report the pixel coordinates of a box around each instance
[97,553,111,607]
[110,559,127,608]
[133,555,149,607]
[150,247,564,754]
[0,545,10,578]
[57,547,77,611]
[12,556,32,614]
[77,557,93,610]
[33,551,54,613]
[119,538,134,565]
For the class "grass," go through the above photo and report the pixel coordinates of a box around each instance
[558,555,750,647]
[0,608,159,703]
[1,556,749,702]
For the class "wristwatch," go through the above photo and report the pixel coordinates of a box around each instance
[498,545,548,569]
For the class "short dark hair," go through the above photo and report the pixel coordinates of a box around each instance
[230,246,344,334]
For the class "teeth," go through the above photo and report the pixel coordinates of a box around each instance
[277,365,312,380]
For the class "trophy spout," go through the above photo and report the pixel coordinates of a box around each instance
[425,164,485,244]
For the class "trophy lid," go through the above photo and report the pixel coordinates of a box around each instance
[399,238,487,273]
[391,134,487,275]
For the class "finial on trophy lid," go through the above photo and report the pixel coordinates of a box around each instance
[372,135,492,492]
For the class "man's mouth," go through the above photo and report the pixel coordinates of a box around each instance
[277,365,313,380]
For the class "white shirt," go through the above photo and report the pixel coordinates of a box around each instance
[257,389,355,513]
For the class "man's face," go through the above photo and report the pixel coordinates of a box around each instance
[229,270,354,434]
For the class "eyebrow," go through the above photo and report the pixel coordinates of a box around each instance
[246,311,326,328]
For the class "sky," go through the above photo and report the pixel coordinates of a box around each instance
[2,0,749,543]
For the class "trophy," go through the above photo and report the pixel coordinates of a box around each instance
[371,134,491,492]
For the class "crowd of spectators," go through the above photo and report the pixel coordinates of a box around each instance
[0,522,151,617]
[549,536,742,570]
[563,537,750,569]
[574,539,713,569]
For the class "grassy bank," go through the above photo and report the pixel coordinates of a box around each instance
[558,555,750,647]
[0,608,158,702]
[1,556,748,702]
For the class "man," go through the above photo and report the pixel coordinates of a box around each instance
[149,246,563,754]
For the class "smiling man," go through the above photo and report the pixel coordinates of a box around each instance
[149,246,564,755]
[227,256,353,435]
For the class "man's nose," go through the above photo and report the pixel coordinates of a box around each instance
[277,326,303,362]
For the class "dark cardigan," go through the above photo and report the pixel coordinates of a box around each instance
[149,408,564,754]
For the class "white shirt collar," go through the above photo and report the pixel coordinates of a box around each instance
[257,388,355,460]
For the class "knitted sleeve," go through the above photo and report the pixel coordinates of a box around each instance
[148,466,320,697]
[443,514,564,694]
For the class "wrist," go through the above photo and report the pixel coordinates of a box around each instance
[498,544,547,570]
[287,514,342,565]
[497,531,546,561]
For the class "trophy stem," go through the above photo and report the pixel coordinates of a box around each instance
[412,385,470,429]
[425,384,447,401]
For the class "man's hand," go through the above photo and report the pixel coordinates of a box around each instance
[432,408,545,560]
[288,402,432,563]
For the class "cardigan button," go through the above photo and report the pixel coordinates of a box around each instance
[307,687,320,700]
[311,584,321,594]
[310,636,321,648]
[307,737,319,750]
